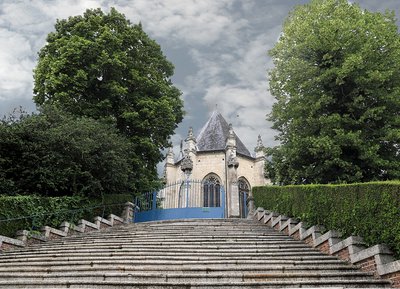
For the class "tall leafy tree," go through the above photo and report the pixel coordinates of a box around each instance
[267,0,400,184]
[33,8,184,191]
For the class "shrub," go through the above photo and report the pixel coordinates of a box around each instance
[253,181,400,257]
[0,193,133,237]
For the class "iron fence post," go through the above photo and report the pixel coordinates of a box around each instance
[152,191,157,210]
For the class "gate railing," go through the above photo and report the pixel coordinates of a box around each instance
[135,179,224,212]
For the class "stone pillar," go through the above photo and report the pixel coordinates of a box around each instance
[246,190,256,219]
[226,123,240,218]
[164,147,176,184]
[121,202,135,224]
[227,153,240,218]
[254,135,271,185]
[185,127,197,155]
[180,151,193,208]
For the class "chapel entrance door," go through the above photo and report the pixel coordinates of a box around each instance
[238,178,250,218]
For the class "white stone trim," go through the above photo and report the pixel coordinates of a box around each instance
[94,216,112,227]
[314,230,341,248]
[109,214,124,225]
[289,221,306,236]
[377,260,400,276]
[40,226,68,238]
[300,225,324,241]
[330,236,366,255]
[77,219,99,231]
[0,235,25,247]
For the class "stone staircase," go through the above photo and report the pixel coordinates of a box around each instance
[0,218,392,288]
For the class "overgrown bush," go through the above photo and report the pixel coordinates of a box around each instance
[0,105,135,198]
[0,194,133,237]
[253,181,400,257]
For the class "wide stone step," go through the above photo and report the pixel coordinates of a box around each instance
[0,219,390,288]
[0,271,380,282]
[44,235,295,242]
[23,235,292,245]
[0,250,332,260]
[0,252,341,262]
[1,245,320,254]
[0,264,365,274]
[2,240,310,250]
[0,258,354,268]
[0,279,390,288]
[38,240,306,248]
[89,231,281,237]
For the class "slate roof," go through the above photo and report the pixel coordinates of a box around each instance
[196,111,252,158]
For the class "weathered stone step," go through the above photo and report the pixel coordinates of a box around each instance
[0,218,391,288]
[0,248,331,259]
[45,234,294,242]
[0,271,379,282]
[30,234,291,245]
[0,264,360,274]
[0,248,337,259]
[79,224,276,230]
[3,238,308,248]
[1,244,319,253]
[0,279,391,288]
[59,229,288,239]
[39,240,306,248]
[0,257,350,268]
[0,255,345,264]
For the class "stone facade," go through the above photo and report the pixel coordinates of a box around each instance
[164,111,271,218]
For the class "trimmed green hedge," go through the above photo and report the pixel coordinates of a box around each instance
[253,181,400,257]
[0,194,133,237]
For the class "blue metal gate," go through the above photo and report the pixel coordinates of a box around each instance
[134,180,225,223]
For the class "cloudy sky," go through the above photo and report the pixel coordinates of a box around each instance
[1,0,399,160]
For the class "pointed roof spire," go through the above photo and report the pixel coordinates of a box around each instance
[196,111,251,157]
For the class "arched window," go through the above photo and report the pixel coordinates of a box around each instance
[238,177,250,218]
[202,175,221,207]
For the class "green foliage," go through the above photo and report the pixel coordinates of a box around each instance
[253,181,400,257]
[0,194,132,237]
[33,8,184,192]
[0,105,134,197]
[0,194,86,237]
[267,0,400,184]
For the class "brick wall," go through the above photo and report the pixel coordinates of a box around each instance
[382,272,400,287]
[316,240,330,254]
[333,248,350,262]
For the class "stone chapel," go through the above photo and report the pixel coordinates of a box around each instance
[163,110,271,218]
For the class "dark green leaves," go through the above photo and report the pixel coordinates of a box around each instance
[253,182,400,258]
[33,8,184,192]
[267,0,400,184]
[0,106,134,197]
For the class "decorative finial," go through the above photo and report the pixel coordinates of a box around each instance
[255,135,264,152]
[228,123,234,137]
[227,151,239,168]
[181,149,193,174]
[186,127,195,141]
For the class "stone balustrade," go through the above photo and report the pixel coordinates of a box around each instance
[0,202,134,252]
[253,207,400,287]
